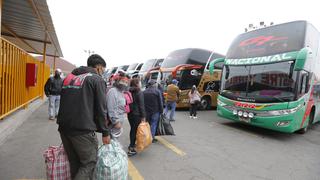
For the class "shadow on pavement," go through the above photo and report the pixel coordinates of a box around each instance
[220,121,320,141]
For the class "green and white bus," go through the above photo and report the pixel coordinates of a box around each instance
[210,21,320,133]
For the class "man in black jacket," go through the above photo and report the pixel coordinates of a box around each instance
[44,69,63,120]
[143,79,163,143]
[57,54,110,179]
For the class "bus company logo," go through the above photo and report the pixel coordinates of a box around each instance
[234,102,256,109]
[239,36,288,47]
[225,52,297,65]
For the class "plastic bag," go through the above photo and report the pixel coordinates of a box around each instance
[94,140,128,180]
[136,121,152,152]
[156,114,175,136]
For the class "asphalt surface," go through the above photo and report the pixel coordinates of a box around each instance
[0,102,320,180]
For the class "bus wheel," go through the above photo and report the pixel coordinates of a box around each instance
[200,96,211,110]
[298,109,314,134]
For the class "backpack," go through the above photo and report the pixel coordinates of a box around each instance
[123,91,133,113]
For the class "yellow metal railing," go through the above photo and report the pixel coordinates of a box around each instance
[0,38,50,119]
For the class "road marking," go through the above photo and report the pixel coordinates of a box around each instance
[156,136,186,156]
[16,179,45,180]
[128,159,144,180]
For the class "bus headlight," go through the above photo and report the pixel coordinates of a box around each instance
[264,105,301,116]
[248,112,254,118]
[243,112,248,118]
[238,111,243,117]
[233,109,238,115]
[217,99,226,107]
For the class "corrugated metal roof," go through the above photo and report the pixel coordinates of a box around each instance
[1,0,63,57]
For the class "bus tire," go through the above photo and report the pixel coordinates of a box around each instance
[200,96,211,110]
[298,108,315,134]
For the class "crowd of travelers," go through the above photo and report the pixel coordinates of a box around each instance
[43,54,202,179]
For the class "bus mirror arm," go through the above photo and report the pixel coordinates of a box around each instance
[209,58,225,75]
[294,47,312,71]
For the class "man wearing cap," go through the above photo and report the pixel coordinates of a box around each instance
[143,79,163,142]
[44,69,63,120]
[164,79,180,121]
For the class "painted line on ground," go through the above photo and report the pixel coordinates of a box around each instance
[16,179,45,180]
[128,159,144,180]
[156,136,186,156]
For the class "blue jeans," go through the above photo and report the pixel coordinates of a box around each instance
[148,112,160,138]
[48,95,60,118]
[164,101,176,120]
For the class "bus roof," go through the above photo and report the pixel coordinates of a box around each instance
[161,48,214,68]
[226,21,308,59]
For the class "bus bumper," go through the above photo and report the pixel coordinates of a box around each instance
[217,106,297,133]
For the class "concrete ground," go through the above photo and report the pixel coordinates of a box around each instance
[0,101,320,180]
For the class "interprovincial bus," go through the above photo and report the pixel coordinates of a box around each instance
[161,48,224,109]
[138,58,163,87]
[210,21,320,133]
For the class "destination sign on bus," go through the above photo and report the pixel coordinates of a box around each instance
[225,51,298,65]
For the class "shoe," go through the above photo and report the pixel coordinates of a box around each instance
[194,116,198,119]
[127,147,137,156]
[49,117,55,120]
[152,139,158,143]
[189,116,193,119]
[170,119,175,122]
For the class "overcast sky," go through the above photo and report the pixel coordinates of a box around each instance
[47,0,320,68]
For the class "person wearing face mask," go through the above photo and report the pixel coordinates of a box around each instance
[127,78,146,156]
[106,74,129,139]
[44,68,63,120]
[57,54,111,179]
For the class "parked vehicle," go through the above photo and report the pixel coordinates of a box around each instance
[210,20,320,133]
[138,59,163,87]
[160,48,224,109]
[126,63,143,78]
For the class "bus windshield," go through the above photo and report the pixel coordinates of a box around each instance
[221,61,297,103]
[140,59,156,72]
[227,21,306,59]
[161,49,211,68]
[176,69,203,90]
[127,63,138,71]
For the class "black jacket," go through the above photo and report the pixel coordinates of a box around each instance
[44,75,63,96]
[128,87,146,119]
[57,66,109,137]
[143,86,163,115]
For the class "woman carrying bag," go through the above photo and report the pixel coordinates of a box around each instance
[127,78,146,156]
[188,85,201,119]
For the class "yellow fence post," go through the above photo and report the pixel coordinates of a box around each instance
[41,35,47,99]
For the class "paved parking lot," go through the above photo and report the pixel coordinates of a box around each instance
[0,102,320,180]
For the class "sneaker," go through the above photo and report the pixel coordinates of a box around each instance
[49,117,55,120]
[152,139,158,143]
[127,147,137,156]
[194,116,198,119]
[189,116,193,119]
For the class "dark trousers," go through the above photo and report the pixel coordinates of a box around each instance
[128,115,141,148]
[190,103,198,116]
[60,132,98,180]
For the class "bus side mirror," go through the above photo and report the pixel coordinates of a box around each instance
[209,58,225,75]
[294,47,311,71]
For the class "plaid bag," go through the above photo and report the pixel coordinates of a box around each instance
[43,144,71,180]
[94,140,128,180]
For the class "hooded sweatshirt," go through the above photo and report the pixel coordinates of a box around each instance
[57,66,109,137]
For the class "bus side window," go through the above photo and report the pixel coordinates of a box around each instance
[299,72,309,95]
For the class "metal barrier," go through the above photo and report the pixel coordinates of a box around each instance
[0,38,50,119]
